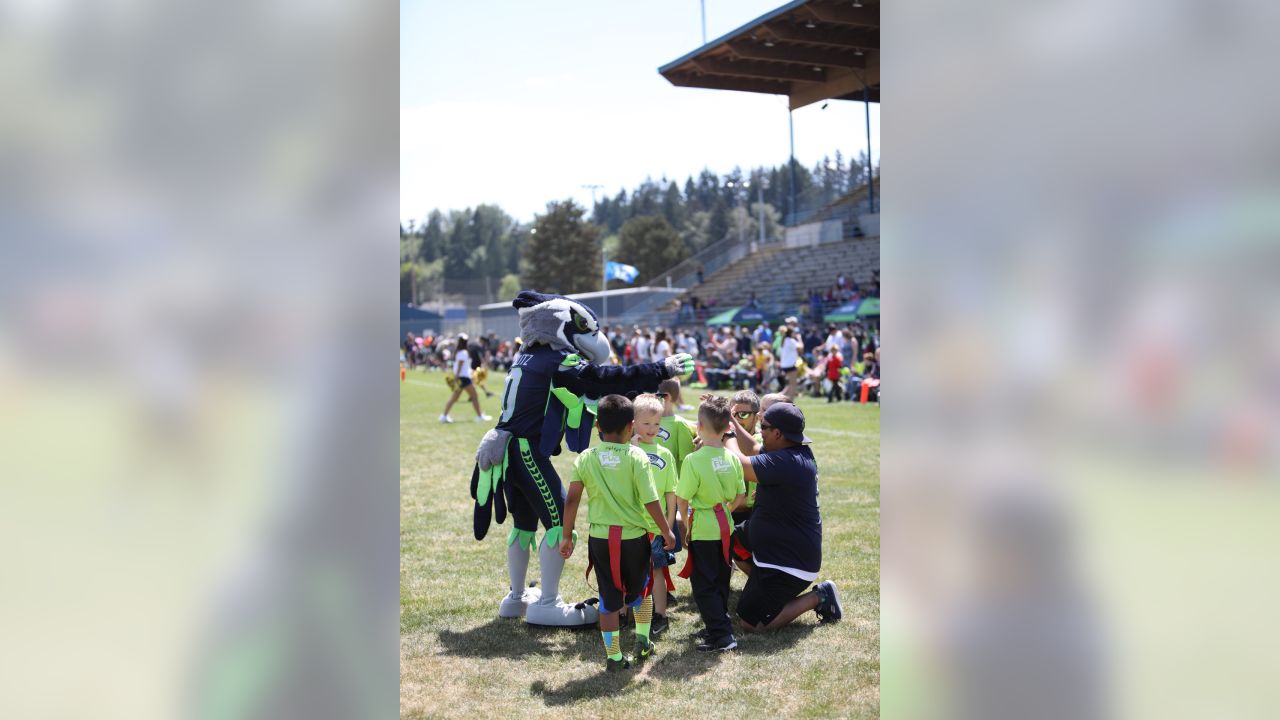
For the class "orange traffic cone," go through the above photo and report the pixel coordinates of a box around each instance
[400,364,407,382]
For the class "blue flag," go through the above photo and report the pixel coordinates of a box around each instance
[605,260,639,284]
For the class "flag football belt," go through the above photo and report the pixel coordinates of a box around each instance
[650,531,676,592]
[584,525,626,594]
[677,505,731,579]
[584,526,656,602]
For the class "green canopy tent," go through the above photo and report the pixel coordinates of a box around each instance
[824,298,879,322]
[705,305,774,327]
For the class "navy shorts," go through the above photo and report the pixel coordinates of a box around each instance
[589,536,651,613]
[458,376,473,388]
[736,565,811,627]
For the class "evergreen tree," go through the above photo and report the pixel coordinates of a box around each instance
[420,210,445,262]
[522,200,601,295]
[707,200,729,246]
[614,215,687,285]
[661,181,685,229]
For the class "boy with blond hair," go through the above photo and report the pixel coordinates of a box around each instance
[675,396,746,651]
[655,377,698,472]
[631,393,681,635]
[561,395,676,670]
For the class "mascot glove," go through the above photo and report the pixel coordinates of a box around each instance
[474,428,512,506]
[662,353,695,378]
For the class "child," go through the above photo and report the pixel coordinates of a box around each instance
[675,396,746,652]
[656,377,698,473]
[631,393,680,636]
[560,395,676,671]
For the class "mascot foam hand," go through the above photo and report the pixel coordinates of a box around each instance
[662,353,694,378]
[472,428,512,540]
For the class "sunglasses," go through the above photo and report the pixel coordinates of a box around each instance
[655,392,669,399]
[734,411,757,420]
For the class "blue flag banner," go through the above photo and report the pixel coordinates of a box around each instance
[605,260,639,284]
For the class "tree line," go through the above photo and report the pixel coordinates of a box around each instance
[401,152,875,302]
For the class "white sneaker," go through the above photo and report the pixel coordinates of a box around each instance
[476,414,493,421]
[439,414,453,423]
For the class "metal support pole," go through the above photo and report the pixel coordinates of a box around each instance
[700,0,707,44]
[864,84,875,213]
[757,181,766,246]
[788,108,797,225]
[602,249,608,325]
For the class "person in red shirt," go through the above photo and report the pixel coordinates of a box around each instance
[825,349,844,403]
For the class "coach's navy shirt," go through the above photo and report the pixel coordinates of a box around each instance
[749,445,822,577]
[495,343,668,455]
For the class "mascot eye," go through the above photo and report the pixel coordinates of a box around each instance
[572,312,590,333]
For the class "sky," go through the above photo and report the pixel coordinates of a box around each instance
[401,0,880,225]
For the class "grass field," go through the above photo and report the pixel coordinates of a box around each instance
[401,369,880,719]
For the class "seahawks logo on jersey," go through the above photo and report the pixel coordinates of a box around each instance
[656,426,671,441]
[646,452,666,470]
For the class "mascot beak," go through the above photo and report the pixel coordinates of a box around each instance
[575,331,612,364]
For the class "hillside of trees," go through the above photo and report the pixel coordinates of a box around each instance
[400,151,876,303]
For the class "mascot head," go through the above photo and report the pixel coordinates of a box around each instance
[512,291,611,364]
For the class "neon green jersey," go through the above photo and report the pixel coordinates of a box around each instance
[570,441,660,539]
[674,446,745,541]
[657,414,698,472]
[636,441,677,534]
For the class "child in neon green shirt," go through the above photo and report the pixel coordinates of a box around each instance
[656,377,698,472]
[674,396,746,652]
[631,393,680,635]
[561,395,676,671]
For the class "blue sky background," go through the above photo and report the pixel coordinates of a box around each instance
[401,0,880,223]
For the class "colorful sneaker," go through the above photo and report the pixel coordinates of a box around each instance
[439,414,453,423]
[633,636,656,661]
[650,613,670,637]
[696,635,738,652]
[814,580,844,623]
[605,656,632,672]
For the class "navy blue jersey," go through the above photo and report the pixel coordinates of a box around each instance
[495,344,668,453]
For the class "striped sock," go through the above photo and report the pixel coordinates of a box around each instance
[601,630,622,661]
[634,595,653,641]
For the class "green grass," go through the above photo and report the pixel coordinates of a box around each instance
[401,370,880,718]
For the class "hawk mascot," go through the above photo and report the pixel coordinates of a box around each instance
[471,291,693,626]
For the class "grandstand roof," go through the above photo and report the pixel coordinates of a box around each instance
[658,0,879,110]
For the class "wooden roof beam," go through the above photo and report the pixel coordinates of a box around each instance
[667,72,790,96]
[802,3,879,29]
[727,40,866,69]
[766,22,879,51]
[692,57,826,83]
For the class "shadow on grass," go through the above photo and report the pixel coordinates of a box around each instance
[733,620,820,654]
[437,617,598,660]
[643,643,724,680]
[530,670,653,706]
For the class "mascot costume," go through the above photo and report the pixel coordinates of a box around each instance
[470,291,694,626]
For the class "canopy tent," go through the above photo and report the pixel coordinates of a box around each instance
[705,305,775,326]
[824,297,879,322]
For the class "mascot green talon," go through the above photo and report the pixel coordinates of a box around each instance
[471,291,686,627]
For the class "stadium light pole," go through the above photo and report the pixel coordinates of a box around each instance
[699,0,706,44]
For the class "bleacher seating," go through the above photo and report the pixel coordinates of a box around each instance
[666,237,879,321]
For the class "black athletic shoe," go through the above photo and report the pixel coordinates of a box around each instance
[696,635,738,652]
[814,580,844,623]
[633,636,656,662]
[605,656,632,672]
[692,627,709,642]
[651,613,670,637]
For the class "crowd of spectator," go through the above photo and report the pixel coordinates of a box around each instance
[402,314,881,405]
